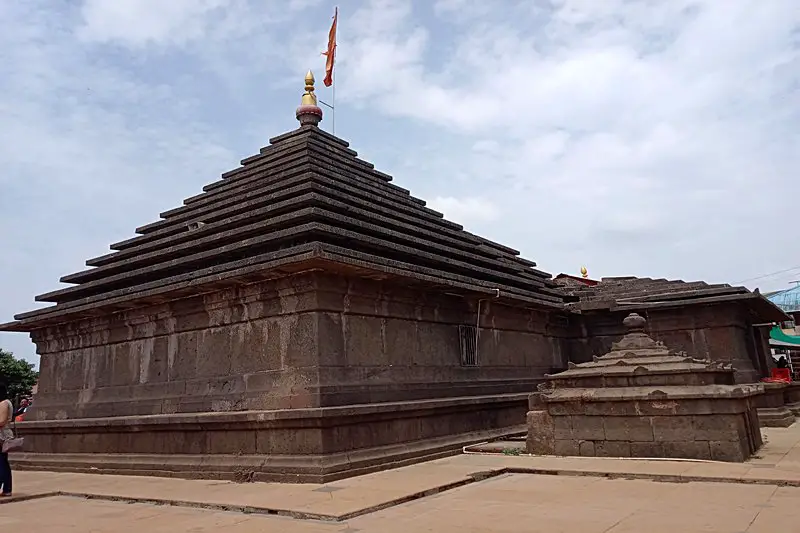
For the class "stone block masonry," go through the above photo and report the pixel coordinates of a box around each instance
[545,412,756,462]
[754,382,796,428]
[30,271,566,421]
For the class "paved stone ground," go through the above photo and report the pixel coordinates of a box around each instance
[3,425,800,532]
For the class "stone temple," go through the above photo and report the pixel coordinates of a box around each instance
[0,72,789,482]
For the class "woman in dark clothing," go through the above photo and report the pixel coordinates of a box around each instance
[0,384,13,496]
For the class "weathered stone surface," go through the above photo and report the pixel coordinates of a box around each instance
[554,439,580,456]
[750,378,798,427]
[785,383,800,404]
[23,270,570,423]
[662,441,712,460]
[594,440,631,458]
[570,415,605,440]
[552,415,572,440]
[756,382,789,409]
[754,382,797,427]
[652,416,695,442]
[691,415,745,442]
[528,392,546,410]
[525,410,555,455]
[757,407,795,428]
[603,416,655,442]
[709,440,747,462]
[629,441,664,458]
[16,394,528,482]
[578,440,595,456]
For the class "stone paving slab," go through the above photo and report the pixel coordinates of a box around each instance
[0,496,342,533]
[351,475,796,533]
[4,424,800,531]
[455,424,800,485]
[5,459,486,520]
[4,476,799,533]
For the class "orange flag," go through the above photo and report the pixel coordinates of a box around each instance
[322,7,338,87]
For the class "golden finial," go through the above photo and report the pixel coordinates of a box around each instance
[301,70,317,106]
[296,70,322,126]
[580,266,588,278]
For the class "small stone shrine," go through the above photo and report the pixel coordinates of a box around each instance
[527,313,764,462]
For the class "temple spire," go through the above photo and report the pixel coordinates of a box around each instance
[296,70,323,127]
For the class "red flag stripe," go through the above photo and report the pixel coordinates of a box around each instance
[322,7,338,87]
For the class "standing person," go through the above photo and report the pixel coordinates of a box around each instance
[0,385,13,497]
[14,398,30,422]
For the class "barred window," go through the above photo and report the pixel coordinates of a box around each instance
[459,325,478,366]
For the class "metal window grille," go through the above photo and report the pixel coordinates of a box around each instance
[459,325,478,366]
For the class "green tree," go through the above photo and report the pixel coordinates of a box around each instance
[0,349,38,402]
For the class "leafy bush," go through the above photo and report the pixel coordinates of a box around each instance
[0,349,38,402]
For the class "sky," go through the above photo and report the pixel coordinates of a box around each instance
[0,0,798,366]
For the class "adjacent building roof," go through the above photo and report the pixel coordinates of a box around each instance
[553,273,599,287]
[0,123,563,332]
[766,285,800,314]
[560,276,788,322]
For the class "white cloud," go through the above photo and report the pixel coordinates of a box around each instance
[0,2,242,364]
[327,0,799,285]
[471,140,500,153]
[79,0,232,47]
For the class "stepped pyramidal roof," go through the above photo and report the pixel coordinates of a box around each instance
[1,71,564,332]
[559,275,786,320]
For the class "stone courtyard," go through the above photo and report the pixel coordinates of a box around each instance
[4,423,800,532]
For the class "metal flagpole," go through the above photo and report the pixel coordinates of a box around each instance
[332,56,336,136]
[332,5,337,136]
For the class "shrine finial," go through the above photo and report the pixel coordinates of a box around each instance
[296,70,323,127]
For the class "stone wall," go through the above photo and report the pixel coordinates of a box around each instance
[31,273,323,420]
[312,274,570,406]
[546,411,760,462]
[527,395,764,463]
[29,271,569,420]
[566,304,768,383]
[17,394,528,483]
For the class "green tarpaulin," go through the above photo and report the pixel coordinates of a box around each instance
[770,326,800,346]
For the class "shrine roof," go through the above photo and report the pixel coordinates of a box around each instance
[561,276,787,322]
